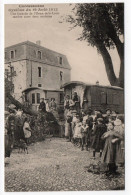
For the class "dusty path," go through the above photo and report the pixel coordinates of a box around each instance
[5,138,124,191]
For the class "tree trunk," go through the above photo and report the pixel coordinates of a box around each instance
[6,92,38,116]
[118,56,124,88]
[96,43,119,86]
[100,10,124,88]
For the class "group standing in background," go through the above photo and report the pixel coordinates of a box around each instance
[63,93,125,175]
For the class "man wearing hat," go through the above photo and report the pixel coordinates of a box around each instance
[72,91,80,113]
[91,118,107,159]
[39,98,46,113]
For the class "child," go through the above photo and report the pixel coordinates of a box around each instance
[23,117,32,144]
[101,122,123,175]
[91,118,107,159]
[73,117,82,147]
[81,121,89,151]
[92,109,98,122]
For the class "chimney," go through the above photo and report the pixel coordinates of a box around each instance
[36,40,41,46]
[96,80,99,85]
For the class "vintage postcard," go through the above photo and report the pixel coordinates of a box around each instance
[3,1,125,193]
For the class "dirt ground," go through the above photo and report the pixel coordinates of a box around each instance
[5,137,125,191]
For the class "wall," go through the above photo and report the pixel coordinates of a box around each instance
[26,60,71,90]
[90,86,124,113]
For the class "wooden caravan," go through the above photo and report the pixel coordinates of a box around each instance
[61,81,124,113]
[22,87,64,111]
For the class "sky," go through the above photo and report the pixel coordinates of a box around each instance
[5,4,120,86]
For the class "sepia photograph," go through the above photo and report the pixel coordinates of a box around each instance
[4,2,125,192]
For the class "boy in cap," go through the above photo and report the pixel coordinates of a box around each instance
[91,118,107,159]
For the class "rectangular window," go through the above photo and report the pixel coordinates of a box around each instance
[38,51,42,59]
[38,67,42,77]
[32,93,35,104]
[101,92,107,104]
[60,71,63,81]
[38,84,42,87]
[37,93,40,104]
[59,57,63,65]
[11,51,15,59]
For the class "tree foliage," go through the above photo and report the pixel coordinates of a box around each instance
[66,3,124,87]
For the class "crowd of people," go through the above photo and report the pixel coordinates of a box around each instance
[5,92,125,176]
[64,94,125,176]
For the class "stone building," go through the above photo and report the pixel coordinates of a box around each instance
[5,41,71,110]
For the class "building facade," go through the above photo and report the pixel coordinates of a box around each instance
[5,41,71,110]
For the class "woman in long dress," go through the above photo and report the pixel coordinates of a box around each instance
[101,122,123,174]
